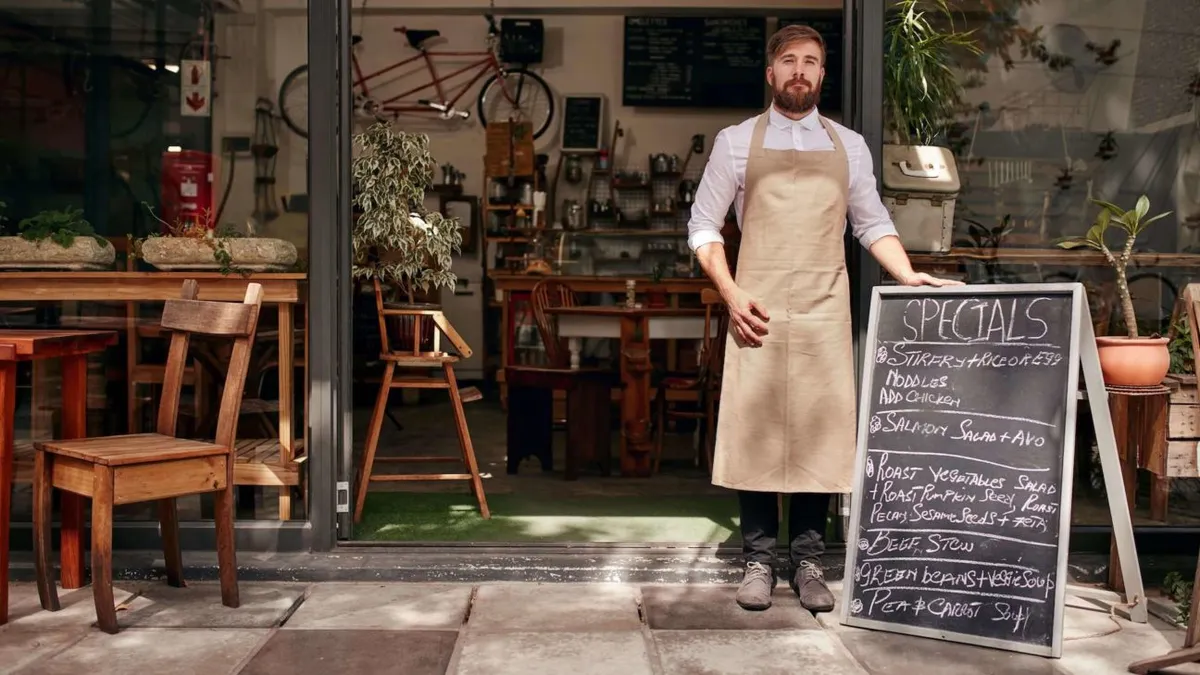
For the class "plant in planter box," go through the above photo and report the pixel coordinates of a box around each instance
[135,203,297,276]
[351,121,461,308]
[882,0,980,253]
[1058,195,1173,386]
[0,206,115,270]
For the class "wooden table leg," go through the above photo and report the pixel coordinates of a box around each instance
[58,354,88,589]
[0,360,17,624]
[277,304,294,521]
[618,316,653,477]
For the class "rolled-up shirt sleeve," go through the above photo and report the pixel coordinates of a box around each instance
[846,134,899,248]
[687,129,738,253]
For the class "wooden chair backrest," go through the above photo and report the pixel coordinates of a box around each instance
[1182,284,1200,377]
[698,288,728,384]
[530,278,576,368]
[372,278,472,360]
[157,279,264,451]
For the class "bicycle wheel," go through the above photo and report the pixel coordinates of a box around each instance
[278,63,309,139]
[477,67,554,140]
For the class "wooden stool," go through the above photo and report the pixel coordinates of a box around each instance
[1105,383,1169,592]
[353,280,488,522]
[32,280,263,634]
[505,366,615,480]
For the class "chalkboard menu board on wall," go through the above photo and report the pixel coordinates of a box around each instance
[622,16,767,108]
[842,285,1083,657]
[778,12,843,114]
[561,95,605,152]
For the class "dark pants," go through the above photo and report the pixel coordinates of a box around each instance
[738,490,831,566]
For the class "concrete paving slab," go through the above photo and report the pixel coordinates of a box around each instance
[0,629,83,675]
[3,583,138,632]
[283,582,472,630]
[452,631,654,675]
[654,629,867,675]
[114,582,307,629]
[20,627,267,675]
[1060,613,1200,675]
[468,583,641,632]
[240,629,458,675]
[641,584,821,631]
[832,628,1064,675]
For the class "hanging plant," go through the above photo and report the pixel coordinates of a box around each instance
[351,121,461,305]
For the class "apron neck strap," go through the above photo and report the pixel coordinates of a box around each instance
[750,112,771,157]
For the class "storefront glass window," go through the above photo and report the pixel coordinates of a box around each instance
[0,1,310,525]
[892,0,1200,527]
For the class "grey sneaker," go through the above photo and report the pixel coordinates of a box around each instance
[791,559,835,613]
[735,561,776,611]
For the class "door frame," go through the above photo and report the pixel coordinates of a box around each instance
[315,0,887,549]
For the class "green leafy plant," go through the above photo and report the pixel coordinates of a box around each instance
[884,0,981,146]
[1169,315,1193,375]
[1162,571,1193,626]
[16,207,106,248]
[1057,196,1172,338]
[351,121,461,304]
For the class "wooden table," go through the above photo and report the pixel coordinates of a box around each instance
[1,329,118,623]
[0,272,306,519]
[545,306,715,477]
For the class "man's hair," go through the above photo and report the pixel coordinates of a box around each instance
[767,24,826,65]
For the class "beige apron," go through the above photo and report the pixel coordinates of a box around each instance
[711,112,857,494]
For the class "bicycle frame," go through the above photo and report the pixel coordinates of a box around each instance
[351,44,513,114]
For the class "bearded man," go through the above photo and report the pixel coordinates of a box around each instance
[686,24,960,613]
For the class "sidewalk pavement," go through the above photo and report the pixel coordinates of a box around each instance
[3,579,1199,674]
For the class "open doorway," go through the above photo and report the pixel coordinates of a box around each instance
[329,0,857,546]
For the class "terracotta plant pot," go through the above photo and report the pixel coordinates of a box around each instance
[1094,336,1170,387]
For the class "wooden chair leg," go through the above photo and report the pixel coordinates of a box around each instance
[444,364,490,519]
[654,387,666,474]
[32,451,60,612]
[91,467,118,634]
[158,498,184,587]
[213,480,239,608]
[354,362,394,523]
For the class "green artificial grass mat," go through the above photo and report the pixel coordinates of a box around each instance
[353,491,747,543]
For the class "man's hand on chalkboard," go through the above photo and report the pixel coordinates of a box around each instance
[898,272,964,287]
[726,286,770,347]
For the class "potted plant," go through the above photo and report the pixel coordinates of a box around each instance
[351,121,461,308]
[1058,195,1173,385]
[881,0,980,253]
[136,203,297,275]
[0,205,115,270]
[646,263,669,309]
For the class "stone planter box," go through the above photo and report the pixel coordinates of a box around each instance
[141,236,297,272]
[0,236,115,270]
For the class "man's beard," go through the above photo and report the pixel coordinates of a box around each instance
[773,77,821,114]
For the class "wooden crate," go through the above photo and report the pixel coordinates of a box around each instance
[1164,374,1200,478]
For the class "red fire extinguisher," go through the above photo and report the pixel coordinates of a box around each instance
[160,149,215,231]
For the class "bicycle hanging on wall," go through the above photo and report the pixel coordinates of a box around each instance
[276,14,554,140]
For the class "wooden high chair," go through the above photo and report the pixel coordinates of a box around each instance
[31,279,263,634]
[354,278,489,522]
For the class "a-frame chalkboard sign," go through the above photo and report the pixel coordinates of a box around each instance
[841,283,1146,659]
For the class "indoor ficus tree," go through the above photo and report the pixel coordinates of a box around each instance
[1057,196,1171,338]
[351,121,461,305]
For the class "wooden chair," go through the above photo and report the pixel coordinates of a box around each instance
[354,278,489,523]
[653,288,727,474]
[31,280,263,634]
[505,278,618,479]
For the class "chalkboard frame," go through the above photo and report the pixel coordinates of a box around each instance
[840,283,1087,659]
[560,93,606,153]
